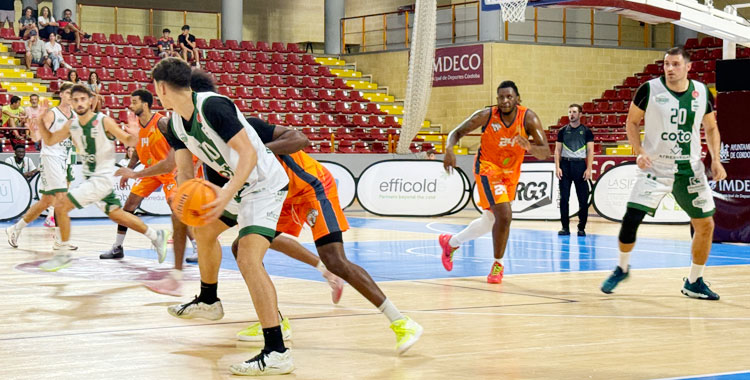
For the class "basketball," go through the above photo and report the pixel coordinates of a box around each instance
[171,178,217,226]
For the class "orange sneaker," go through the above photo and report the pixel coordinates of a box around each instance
[486,261,504,284]
[439,234,458,271]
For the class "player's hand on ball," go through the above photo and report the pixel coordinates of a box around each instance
[636,153,652,169]
[201,183,231,222]
[443,150,456,174]
[512,135,532,151]
[711,160,727,181]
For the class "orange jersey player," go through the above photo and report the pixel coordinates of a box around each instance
[439,80,551,283]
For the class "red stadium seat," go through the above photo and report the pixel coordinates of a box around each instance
[302,54,318,65]
[318,102,335,114]
[318,127,333,140]
[240,41,256,51]
[371,142,388,153]
[286,100,302,113]
[11,41,25,54]
[225,40,240,50]
[87,44,104,56]
[333,78,350,89]
[256,41,272,52]
[92,33,108,44]
[224,51,240,62]
[205,61,221,73]
[287,43,304,53]
[238,62,254,74]
[270,63,285,75]
[368,115,385,128]
[319,114,336,127]
[269,88,287,100]
[252,87,270,99]
[109,34,126,45]
[37,66,55,80]
[303,127,322,140]
[118,57,135,69]
[301,89,318,100]
[286,88,304,100]
[108,82,126,95]
[219,74,237,85]
[271,53,286,64]
[235,87,253,99]
[218,86,234,98]
[251,99,268,112]
[336,127,356,140]
[234,99,251,112]
[285,114,304,126]
[207,50,224,62]
[195,39,208,49]
[210,39,227,50]
[285,65,302,76]
[319,141,333,153]
[140,47,156,58]
[255,63,271,74]
[137,58,151,71]
[143,36,157,46]
[127,35,146,46]
[81,55,101,68]
[105,45,122,57]
[114,68,134,82]
[318,66,335,77]
[684,38,699,49]
[318,78,335,89]
[104,95,122,109]
[302,114,321,127]
[271,42,288,53]
[287,54,302,65]
[286,76,303,88]
[337,140,355,153]
[223,62,239,74]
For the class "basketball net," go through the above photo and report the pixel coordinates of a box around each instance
[486,0,528,22]
[396,0,436,154]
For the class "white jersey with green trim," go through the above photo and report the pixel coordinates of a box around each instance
[41,106,76,160]
[69,112,116,178]
[169,91,287,196]
[642,78,709,164]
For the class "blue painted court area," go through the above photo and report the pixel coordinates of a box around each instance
[64,216,750,282]
[652,371,750,380]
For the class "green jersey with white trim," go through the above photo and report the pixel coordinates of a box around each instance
[69,112,116,178]
[641,77,709,164]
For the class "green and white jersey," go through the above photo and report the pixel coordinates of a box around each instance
[69,112,116,178]
[641,77,710,164]
[41,106,76,160]
[167,92,287,196]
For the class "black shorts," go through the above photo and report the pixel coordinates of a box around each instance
[59,31,75,41]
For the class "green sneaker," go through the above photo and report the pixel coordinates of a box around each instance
[39,253,72,272]
[237,316,292,342]
[681,277,720,300]
[390,316,423,355]
[601,265,629,294]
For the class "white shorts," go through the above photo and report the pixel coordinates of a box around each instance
[627,160,715,219]
[67,175,122,215]
[39,155,68,195]
[222,188,287,240]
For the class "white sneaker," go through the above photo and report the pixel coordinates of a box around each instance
[229,349,295,376]
[153,229,170,264]
[6,225,20,248]
[322,270,345,304]
[143,274,183,297]
[53,239,78,251]
[39,253,72,272]
[167,296,224,320]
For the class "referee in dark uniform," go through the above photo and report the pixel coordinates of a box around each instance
[555,104,594,236]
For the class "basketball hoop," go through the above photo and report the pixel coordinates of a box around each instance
[485,0,529,22]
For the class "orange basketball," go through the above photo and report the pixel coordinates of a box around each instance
[171,178,217,227]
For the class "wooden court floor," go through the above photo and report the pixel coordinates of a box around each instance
[1,210,749,380]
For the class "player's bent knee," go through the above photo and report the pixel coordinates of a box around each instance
[692,217,715,234]
[619,207,646,244]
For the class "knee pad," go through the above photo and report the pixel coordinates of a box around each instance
[619,208,646,244]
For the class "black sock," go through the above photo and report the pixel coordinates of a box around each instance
[197,281,218,304]
[262,325,286,353]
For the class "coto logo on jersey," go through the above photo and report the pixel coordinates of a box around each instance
[661,130,692,143]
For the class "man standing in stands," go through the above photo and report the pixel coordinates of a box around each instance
[554,103,594,236]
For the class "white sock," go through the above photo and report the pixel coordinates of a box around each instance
[377,298,404,323]
[619,252,631,272]
[452,210,494,246]
[315,261,327,274]
[495,258,504,266]
[144,227,158,242]
[114,233,126,247]
[171,269,183,281]
[688,263,705,284]
[15,219,28,230]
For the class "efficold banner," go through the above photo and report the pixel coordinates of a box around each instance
[471,162,582,220]
[320,161,357,209]
[592,162,690,224]
[356,160,470,216]
[0,162,32,221]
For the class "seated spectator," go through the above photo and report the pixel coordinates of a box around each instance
[178,25,201,68]
[118,146,135,167]
[24,30,50,70]
[57,8,90,51]
[18,7,38,39]
[5,144,38,181]
[2,96,28,141]
[22,0,40,20]
[67,69,82,84]
[87,71,104,111]
[0,0,14,30]
[44,34,71,71]
[37,6,58,40]
[157,28,180,58]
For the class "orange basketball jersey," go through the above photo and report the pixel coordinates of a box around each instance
[136,113,172,168]
[474,105,529,181]
[277,151,337,204]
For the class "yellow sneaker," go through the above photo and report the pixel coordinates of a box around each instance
[237,316,292,342]
[390,316,423,355]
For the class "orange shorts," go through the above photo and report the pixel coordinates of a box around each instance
[475,174,519,210]
[131,174,177,202]
[276,196,349,241]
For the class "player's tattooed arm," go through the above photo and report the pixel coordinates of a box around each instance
[520,109,551,160]
[443,108,491,173]
[266,125,309,155]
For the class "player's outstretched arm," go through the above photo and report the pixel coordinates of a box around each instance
[702,111,727,181]
[266,126,309,155]
[521,109,551,160]
[103,116,138,147]
[444,108,491,173]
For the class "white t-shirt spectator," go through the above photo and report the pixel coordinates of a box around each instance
[44,40,61,56]
[5,155,36,173]
[37,15,53,27]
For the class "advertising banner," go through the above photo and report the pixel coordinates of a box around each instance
[432,44,483,87]
[592,162,690,224]
[0,162,32,221]
[320,161,357,209]
[470,162,583,220]
[356,160,470,216]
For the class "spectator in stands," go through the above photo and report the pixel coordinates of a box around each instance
[2,96,27,141]
[0,0,14,30]
[5,144,37,181]
[37,6,58,40]
[24,30,50,70]
[44,33,68,71]
[67,69,82,84]
[554,103,594,236]
[178,25,200,68]
[22,0,40,20]
[18,7,38,39]
[87,71,101,93]
[58,8,89,51]
[157,28,179,58]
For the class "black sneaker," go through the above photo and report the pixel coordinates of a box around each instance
[681,277,720,300]
[100,245,124,259]
[601,265,629,294]
[558,229,570,236]
[577,230,586,236]
[185,255,198,263]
